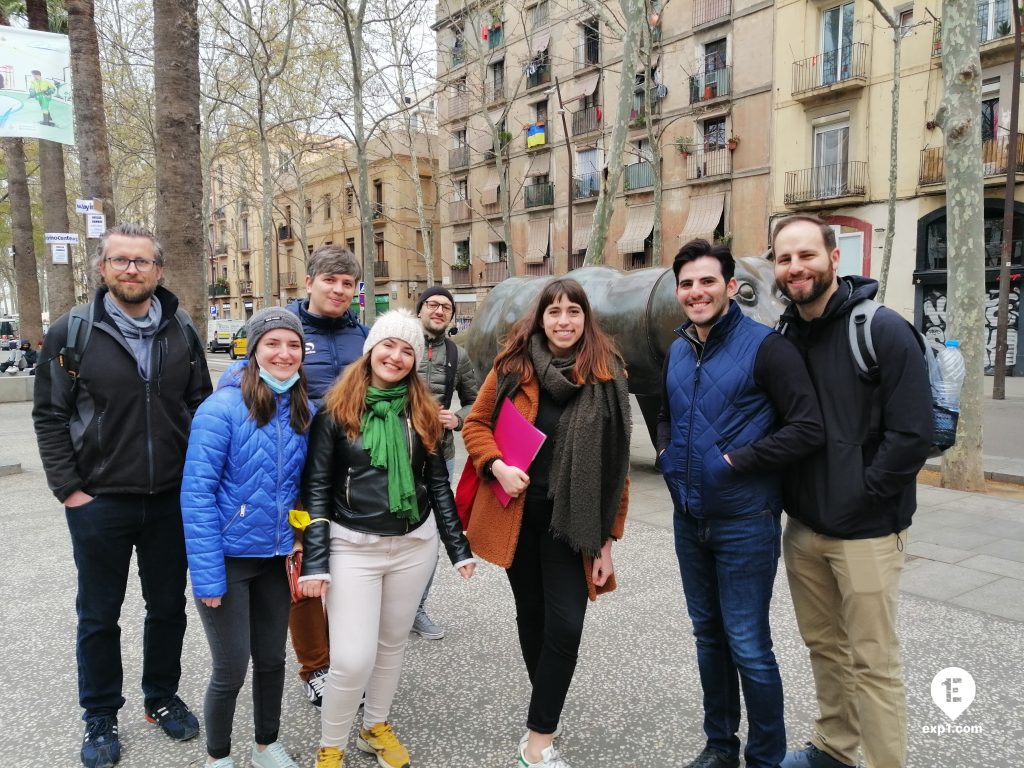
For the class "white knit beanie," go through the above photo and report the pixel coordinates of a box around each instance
[363,309,426,366]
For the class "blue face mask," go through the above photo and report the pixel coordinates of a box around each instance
[259,368,300,394]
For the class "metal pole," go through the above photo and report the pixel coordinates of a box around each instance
[554,77,574,265]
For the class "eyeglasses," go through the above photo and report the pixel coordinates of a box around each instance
[105,256,159,273]
[423,300,453,315]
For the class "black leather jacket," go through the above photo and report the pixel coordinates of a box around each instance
[300,409,471,578]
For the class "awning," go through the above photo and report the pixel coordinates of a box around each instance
[572,212,593,252]
[526,150,550,177]
[678,192,726,243]
[471,127,493,153]
[488,108,505,127]
[616,204,655,255]
[574,72,600,100]
[531,31,551,55]
[479,168,500,205]
[524,218,550,264]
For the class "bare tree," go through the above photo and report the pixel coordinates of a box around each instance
[2,139,45,343]
[935,0,986,490]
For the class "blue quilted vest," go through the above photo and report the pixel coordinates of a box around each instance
[661,301,781,519]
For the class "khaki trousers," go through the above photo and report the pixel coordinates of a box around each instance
[782,517,908,768]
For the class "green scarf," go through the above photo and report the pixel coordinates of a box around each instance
[361,384,419,522]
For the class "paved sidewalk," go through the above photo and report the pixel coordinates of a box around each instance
[1,399,1021,768]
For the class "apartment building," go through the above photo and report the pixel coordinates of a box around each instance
[773,0,1023,374]
[207,128,441,321]
[432,0,778,320]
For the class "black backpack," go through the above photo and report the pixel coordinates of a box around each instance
[441,337,458,410]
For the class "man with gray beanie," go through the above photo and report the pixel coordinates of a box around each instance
[412,285,479,639]
[33,223,212,768]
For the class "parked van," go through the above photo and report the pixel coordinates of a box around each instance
[207,319,245,353]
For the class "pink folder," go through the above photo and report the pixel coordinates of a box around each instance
[491,397,547,507]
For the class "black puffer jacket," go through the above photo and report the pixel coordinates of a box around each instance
[300,409,471,578]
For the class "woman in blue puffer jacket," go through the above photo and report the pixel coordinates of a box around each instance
[182,307,313,768]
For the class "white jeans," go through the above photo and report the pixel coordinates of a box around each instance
[321,531,439,747]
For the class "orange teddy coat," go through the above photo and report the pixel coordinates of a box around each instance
[461,367,630,601]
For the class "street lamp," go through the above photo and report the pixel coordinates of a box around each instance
[546,78,574,264]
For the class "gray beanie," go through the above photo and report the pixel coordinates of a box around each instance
[247,307,305,358]
[363,309,426,366]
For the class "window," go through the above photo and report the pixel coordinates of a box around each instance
[981,79,1000,142]
[374,233,384,262]
[534,99,548,126]
[455,177,469,200]
[452,29,465,65]
[821,2,855,85]
[346,188,355,214]
[580,20,600,66]
[813,122,850,196]
[454,239,471,267]
[898,8,913,37]
[323,194,332,221]
[703,117,727,151]
[531,1,548,29]
[978,0,1012,42]
[240,215,250,251]
[454,128,468,147]
[304,199,313,223]
[346,237,356,253]
[704,39,727,72]
[216,163,224,192]
[488,241,507,263]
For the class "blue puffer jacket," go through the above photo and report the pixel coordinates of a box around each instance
[287,300,367,401]
[661,301,780,519]
[181,361,312,598]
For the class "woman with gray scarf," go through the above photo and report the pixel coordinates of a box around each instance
[462,278,631,768]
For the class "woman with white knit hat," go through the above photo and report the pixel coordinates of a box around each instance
[298,309,475,768]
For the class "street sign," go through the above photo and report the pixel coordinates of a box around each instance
[210,305,217,317]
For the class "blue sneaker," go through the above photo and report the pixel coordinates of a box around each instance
[144,695,199,741]
[780,744,855,768]
[81,715,120,768]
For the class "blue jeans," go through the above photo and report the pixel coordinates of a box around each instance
[673,509,785,768]
[64,490,188,719]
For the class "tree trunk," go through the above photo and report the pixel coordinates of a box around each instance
[66,0,115,279]
[937,0,986,490]
[153,0,205,336]
[28,0,76,320]
[2,139,45,344]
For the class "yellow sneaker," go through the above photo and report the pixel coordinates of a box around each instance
[314,746,343,768]
[356,722,410,768]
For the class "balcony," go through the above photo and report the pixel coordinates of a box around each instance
[214,206,226,219]
[278,271,297,288]
[239,280,254,296]
[573,172,600,200]
[686,149,732,181]
[792,43,869,102]
[569,252,586,270]
[374,261,389,278]
[483,261,509,283]
[629,90,662,127]
[572,105,601,136]
[525,260,553,276]
[278,224,293,241]
[573,41,600,71]
[215,242,228,255]
[487,25,504,49]
[450,43,466,68]
[526,124,547,150]
[372,202,384,221]
[485,77,505,105]
[784,161,867,205]
[449,145,470,171]
[524,182,554,208]
[450,266,472,285]
[447,93,470,121]
[919,134,1024,186]
[625,252,653,270]
[527,64,551,90]
[208,281,230,297]
[690,67,732,104]
[482,201,502,217]
[933,3,1016,62]
[449,199,471,221]
[624,161,654,192]
[694,0,730,27]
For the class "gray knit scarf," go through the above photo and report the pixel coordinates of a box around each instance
[495,334,631,555]
[103,292,162,381]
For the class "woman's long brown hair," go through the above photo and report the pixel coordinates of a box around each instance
[322,353,442,452]
[240,358,312,433]
[493,278,623,385]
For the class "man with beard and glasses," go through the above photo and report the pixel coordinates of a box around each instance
[656,239,823,768]
[771,216,932,768]
[34,223,212,768]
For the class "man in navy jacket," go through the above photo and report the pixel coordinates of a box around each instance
[656,239,823,768]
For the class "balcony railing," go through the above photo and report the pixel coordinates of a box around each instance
[240,280,254,295]
[625,252,653,271]
[525,260,553,276]
[784,161,867,204]
[372,202,384,220]
[792,43,869,96]
[278,271,297,287]
[933,2,1015,55]
[374,261,389,278]
[487,25,504,49]
[215,243,228,255]
[686,148,732,181]
[449,199,471,221]
[483,261,509,283]
[278,225,293,241]
[527,64,551,89]
[573,41,601,71]
[572,106,601,136]
[694,0,730,27]
[451,44,466,67]
[689,67,732,103]
[447,93,470,120]
[624,161,654,191]
[485,77,505,104]
[209,282,230,297]
[919,134,1024,185]
[630,88,662,125]
[573,172,600,200]
[569,252,586,270]
[524,182,555,208]
[450,145,470,170]
[450,266,472,285]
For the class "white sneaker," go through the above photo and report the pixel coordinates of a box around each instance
[251,741,299,768]
[517,741,571,768]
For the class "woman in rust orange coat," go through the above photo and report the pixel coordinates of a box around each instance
[462,278,631,768]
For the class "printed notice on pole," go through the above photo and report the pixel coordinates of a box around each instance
[86,212,106,238]
[51,243,69,264]
[75,199,95,214]
[44,232,79,244]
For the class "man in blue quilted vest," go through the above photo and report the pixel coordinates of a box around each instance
[655,239,823,768]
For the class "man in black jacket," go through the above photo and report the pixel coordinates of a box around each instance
[33,224,212,768]
[772,216,932,768]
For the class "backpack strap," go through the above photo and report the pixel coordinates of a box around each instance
[60,304,96,381]
[442,337,458,410]
[174,309,203,369]
[849,299,880,378]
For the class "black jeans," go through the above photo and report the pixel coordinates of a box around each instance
[506,496,589,734]
[64,490,188,718]
[195,556,290,759]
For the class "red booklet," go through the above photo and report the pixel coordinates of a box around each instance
[491,397,547,507]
